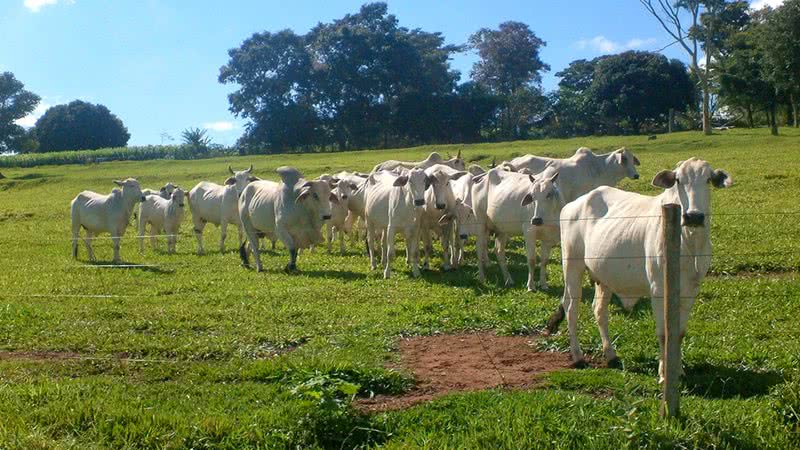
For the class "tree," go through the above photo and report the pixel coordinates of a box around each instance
[181,127,212,148]
[590,52,695,134]
[469,21,549,139]
[34,100,130,152]
[760,0,800,128]
[0,72,40,152]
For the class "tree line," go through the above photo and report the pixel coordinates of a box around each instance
[0,1,797,155]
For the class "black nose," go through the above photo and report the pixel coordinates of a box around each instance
[632,174,640,180]
[460,234,468,240]
[322,215,332,220]
[531,217,544,226]
[436,203,445,210]
[414,199,425,206]
[341,195,348,200]
[140,196,147,202]
[683,212,705,227]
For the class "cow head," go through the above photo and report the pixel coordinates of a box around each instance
[652,158,732,228]
[613,147,641,180]
[159,182,177,199]
[224,165,258,195]
[296,179,337,221]
[393,168,429,207]
[171,188,186,208]
[521,170,562,227]
[425,165,468,210]
[438,198,480,240]
[114,178,145,202]
[443,149,466,171]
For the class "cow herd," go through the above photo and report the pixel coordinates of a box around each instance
[69,147,732,377]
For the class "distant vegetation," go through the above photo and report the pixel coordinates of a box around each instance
[0,144,236,168]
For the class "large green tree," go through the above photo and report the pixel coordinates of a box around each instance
[34,100,130,152]
[468,21,549,139]
[0,72,40,152]
[759,0,800,128]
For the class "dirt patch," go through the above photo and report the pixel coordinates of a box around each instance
[356,333,574,412]
[0,351,83,361]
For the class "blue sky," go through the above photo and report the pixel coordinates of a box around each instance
[1,0,781,146]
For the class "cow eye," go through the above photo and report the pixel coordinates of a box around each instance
[312,192,319,200]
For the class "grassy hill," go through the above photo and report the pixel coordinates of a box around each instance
[0,128,798,448]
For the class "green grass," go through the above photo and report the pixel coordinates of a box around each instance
[0,129,799,448]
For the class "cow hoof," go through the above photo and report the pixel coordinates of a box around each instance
[572,360,589,369]
[545,306,565,335]
[540,283,550,290]
[527,284,537,292]
[607,357,622,369]
[284,264,298,273]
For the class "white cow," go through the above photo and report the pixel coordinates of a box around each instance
[471,167,563,291]
[372,150,465,173]
[238,167,336,272]
[448,173,484,268]
[71,178,145,263]
[142,182,177,199]
[418,164,468,271]
[506,147,641,203]
[188,165,257,255]
[320,174,360,255]
[138,188,185,254]
[549,158,731,379]
[364,168,430,279]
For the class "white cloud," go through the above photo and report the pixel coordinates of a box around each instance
[23,0,74,13]
[203,121,236,132]
[574,36,657,54]
[751,0,783,9]
[14,102,49,128]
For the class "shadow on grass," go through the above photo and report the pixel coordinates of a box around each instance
[683,363,786,399]
[80,260,175,274]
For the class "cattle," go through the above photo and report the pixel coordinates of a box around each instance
[138,188,185,254]
[549,158,731,379]
[320,174,360,255]
[238,167,336,272]
[364,168,430,279]
[467,164,486,176]
[142,182,177,200]
[372,150,465,173]
[187,165,257,255]
[448,172,482,268]
[71,178,145,263]
[506,147,641,203]
[418,165,468,271]
[471,167,562,291]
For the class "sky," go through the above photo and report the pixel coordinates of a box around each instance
[1,0,784,146]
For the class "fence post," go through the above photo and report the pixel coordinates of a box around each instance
[661,203,681,418]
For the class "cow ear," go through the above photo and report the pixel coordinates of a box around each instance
[710,169,732,188]
[113,180,124,186]
[296,188,311,203]
[329,192,339,204]
[521,193,534,206]
[248,176,259,182]
[224,177,236,186]
[451,171,467,180]
[393,175,409,187]
[652,170,676,189]
[528,174,536,183]
[633,155,641,166]
[330,177,340,187]
[349,183,358,191]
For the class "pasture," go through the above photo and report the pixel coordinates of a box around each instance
[1,129,799,449]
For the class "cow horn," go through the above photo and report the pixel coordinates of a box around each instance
[228,165,234,175]
[457,149,462,159]
[248,164,253,173]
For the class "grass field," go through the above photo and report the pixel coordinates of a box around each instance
[1,129,799,449]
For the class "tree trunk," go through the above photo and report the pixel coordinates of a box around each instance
[668,108,675,133]
[746,105,754,129]
[702,33,712,136]
[791,92,798,128]
[770,104,779,136]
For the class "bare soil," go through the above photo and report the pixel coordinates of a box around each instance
[356,333,574,412]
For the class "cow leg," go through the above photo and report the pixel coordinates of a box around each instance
[650,293,667,383]
[192,218,206,255]
[326,223,334,254]
[593,283,618,366]
[406,226,421,278]
[219,220,228,254]
[366,222,378,270]
[420,226,432,270]
[384,226,396,279]
[524,230,537,292]
[475,229,489,283]
[495,235,513,286]
[84,231,96,262]
[111,234,122,264]
[276,226,297,272]
[563,256,586,366]
[137,217,146,254]
[539,241,553,290]
[150,225,159,250]
[441,223,453,271]
[339,226,346,256]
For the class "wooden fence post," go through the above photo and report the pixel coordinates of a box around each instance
[661,203,681,418]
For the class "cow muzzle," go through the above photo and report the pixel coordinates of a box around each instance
[682,212,705,227]
[414,199,425,207]
[322,214,332,221]
[459,234,468,240]
[632,173,640,180]
[531,217,544,226]
[341,195,348,200]
[436,203,446,210]
[140,196,147,202]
